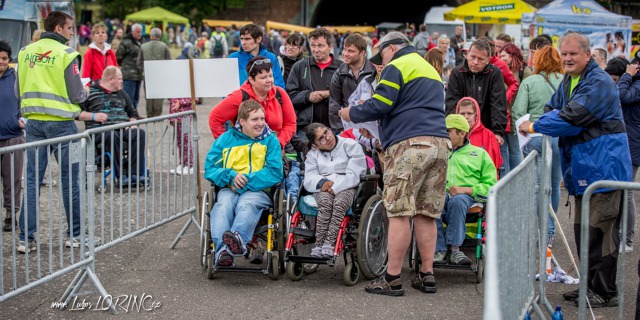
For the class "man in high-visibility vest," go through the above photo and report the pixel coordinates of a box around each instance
[14,11,108,253]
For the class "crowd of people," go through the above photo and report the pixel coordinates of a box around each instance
[1,11,639,313]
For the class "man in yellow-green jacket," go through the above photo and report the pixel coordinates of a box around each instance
[14,11,107,253]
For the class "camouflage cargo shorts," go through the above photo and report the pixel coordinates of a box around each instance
[382,136,451,219]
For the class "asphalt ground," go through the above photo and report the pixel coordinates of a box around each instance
[1,94,638,320]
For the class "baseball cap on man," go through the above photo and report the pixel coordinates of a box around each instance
[445,114,470,133]
[369,31,410,65]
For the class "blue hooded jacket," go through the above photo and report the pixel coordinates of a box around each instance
[534,59,632,195]
[0,68,22,140]
[616,72,640,167]
[228,44,285,89]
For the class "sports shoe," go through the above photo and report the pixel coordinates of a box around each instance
[217,250,233,267]
[41,177,57,186]
[563,288,580,301]
[222,230,245,255]
[17,240,36,253]
[575,291,618,308]
[411,272,437,293]
[310,246,323,258]
[169,165,183,175]
[321,244,334,259]
[249,246,264,264]
[434,251,447,265]
[3,216,17,232]
[620,243,633,253]
[65,236,102,248]
[365,276,405,296]
[449,251,472,266]
[547,235,554,248]
[180,166,194,175]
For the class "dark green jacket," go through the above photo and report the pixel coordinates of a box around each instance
[115,34,142,81]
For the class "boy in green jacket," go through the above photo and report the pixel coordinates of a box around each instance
[435,114,497,265]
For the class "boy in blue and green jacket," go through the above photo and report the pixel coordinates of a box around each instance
[204,100,283,267]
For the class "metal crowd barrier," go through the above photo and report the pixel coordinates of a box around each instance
[577,180,640,320]
[0,111,201,312]
[484,135,555,319]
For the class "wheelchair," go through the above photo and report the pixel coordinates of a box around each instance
[94,136,150,193]
[200,183,287,280]
[409,203,485,284]
[283,174,388,286]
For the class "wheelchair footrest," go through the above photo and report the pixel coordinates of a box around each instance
[215,266,266,273]
[290,227,315,239]
[286,255,331,265]
[461,238,482,247]
[433,263,474,271]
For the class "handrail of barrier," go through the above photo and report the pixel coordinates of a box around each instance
[578,180,640,319]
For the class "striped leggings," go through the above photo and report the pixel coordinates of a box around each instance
[314,188,356,246]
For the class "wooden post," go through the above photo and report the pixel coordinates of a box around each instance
[188,57,204,224]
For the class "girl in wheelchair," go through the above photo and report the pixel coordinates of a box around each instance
[303,123,367,258]
[204,100,283,267]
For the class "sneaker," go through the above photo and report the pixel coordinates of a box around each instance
[547,235,554,248]
[310,246,323,258]
[411,272,437,293]
[41,177,57,186]
[563,288,580,301]
[449,251,472,266]
[249,246,264,264]
[17,240,36,253]
[434,251,447,265]
[620,244,633,253]
[180,166,194,175]
[169,165,183,175]
[321,244,334,259]
[65,236,102,248]
[365,276,405,296]
[217,250,234,267]
[575,291,618,308]
[3,217,17,232]
[222,230,245,255]
[119,175,130,186]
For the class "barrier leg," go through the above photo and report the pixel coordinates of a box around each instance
[170,213,201,249]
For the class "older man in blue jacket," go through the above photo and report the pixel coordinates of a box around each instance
[519,31,631,308]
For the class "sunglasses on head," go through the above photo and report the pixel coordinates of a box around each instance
[248,58,271,75]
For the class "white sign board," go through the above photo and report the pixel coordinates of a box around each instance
[144,58,240,99]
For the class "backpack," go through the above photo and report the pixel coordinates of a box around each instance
[211,36,224,57]
[240,88,283,106]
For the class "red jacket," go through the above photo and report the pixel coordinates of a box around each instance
[456,97,503,175]
[209,82,297,149]
[490,56,518,132]
[82,44,118,84]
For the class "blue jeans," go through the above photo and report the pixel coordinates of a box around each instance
[436,193,475,252]
[123,80,141,109]
[522,136,562,237]
[499,132,522,177]
[210,189,271,256]
[284,160,301,205]
[19,120,81,242]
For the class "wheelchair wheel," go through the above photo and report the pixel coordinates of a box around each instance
[414,250,422,274]
[356,195,388,279]
[269,252,280,280]
[286,260,304,281]
[343,261,360,286]
[476,258,484,284]
[408,219,416,269]
[276,190,286,273]
[200,190,212,267]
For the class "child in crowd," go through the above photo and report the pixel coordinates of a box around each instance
[169,98,194,175]
[303,123,366,258]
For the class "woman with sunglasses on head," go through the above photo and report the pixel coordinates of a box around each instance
[302,123,367,258]
[209,56,296,151]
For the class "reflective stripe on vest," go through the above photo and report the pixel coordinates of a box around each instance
[18,38,81,119]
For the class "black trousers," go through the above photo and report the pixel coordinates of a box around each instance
[95,128,146,178]
[575,190,622,300]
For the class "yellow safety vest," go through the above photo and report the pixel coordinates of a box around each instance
[18,38,82,121]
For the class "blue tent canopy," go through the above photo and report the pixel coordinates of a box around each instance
[534,0,631,28]
[534,0,632,60]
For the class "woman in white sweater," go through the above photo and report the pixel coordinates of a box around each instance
[303,123,367,259]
